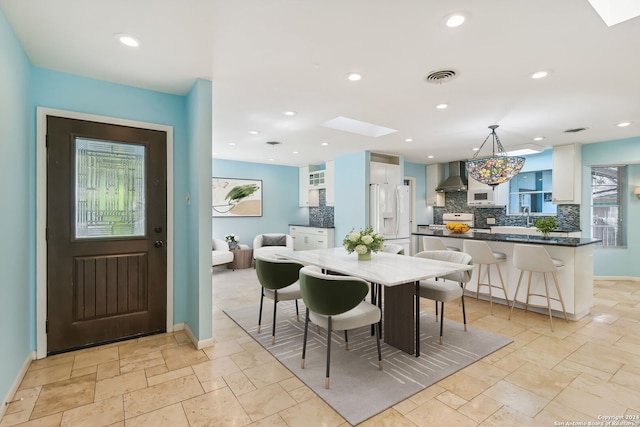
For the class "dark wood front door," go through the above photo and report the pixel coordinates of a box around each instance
[46,116,167,354]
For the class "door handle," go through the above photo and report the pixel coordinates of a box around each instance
[154,240,164,248]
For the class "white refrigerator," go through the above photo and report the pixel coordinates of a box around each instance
[369,183,411,252]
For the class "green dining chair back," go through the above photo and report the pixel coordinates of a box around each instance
[255,255,303,344]
[299,266,382,389]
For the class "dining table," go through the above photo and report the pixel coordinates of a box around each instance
[277,247,473,357]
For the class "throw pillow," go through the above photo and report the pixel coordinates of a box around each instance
[262,234,286,246]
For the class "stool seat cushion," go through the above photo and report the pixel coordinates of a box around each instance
[418,279,463,302]
[493,251,507,261]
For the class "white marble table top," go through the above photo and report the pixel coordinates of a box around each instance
[277,247,472,286]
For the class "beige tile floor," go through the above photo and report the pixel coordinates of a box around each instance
[2,266,640,427]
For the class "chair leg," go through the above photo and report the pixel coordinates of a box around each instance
[496,263,510,308]
[543,273,554,332]
[461,293,467,332]
[476,264,483,300]
[344,330,349,351]
[295,299,299,322]
[325,316,332,389]
[301,308,309,368]
[438,301,444,345]
[434,300,438,321]
[508,270,525,320]
[258,289,264,333]
[524,272,533,313]
[552,272,569,323]
[487,265,494,314]
[271,290,278,344]
[375,322,382,370]
[415,281,420,357]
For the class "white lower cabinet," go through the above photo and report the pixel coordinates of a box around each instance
[290,226,335,251]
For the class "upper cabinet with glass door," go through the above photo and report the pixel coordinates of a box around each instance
[507,169,557,215]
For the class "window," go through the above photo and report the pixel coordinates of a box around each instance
[507,169,557,215]
[591,165,626,247]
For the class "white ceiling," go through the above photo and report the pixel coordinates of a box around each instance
[2,0,640,167]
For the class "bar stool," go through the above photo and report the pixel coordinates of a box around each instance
[462,240,510,315]
[508,244,569,331]
[422,236,460,252]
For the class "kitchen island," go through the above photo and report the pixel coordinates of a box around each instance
[412,230,601,320]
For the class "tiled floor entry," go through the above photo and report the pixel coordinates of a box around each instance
[1,268,639,426]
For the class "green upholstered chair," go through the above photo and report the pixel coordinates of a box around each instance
[299,266,382,389]
[413,250,473,344]
[255,255,303,344]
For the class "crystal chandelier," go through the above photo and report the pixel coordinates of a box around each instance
[466,125,525,188]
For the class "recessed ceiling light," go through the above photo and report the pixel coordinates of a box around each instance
[617,121,631,127]
[248,130,259,135]
[436,103,448,110]
[321,142,329,146]
[346,72,363,81]
[530,70,551,79]
[445,13,466,28]
[227,142,236,146]
[116,33,140,48]
[405,138,413,142]
[472,148,479,151]
[268,158,275,161]
[283,111,296,116]
[533,136,545,141]
[427,155,434,159]
[292,151,299,154]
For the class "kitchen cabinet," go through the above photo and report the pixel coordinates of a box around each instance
[426,164,445,207]
[290,226,335,251]
[300,164,331,207]
[552,143,581,204]
[299,166,310,207]
[325,161,335,206]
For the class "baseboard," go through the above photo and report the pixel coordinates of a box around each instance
[1,351,36,420]
[173,323,215,350]
[594,276,640,282]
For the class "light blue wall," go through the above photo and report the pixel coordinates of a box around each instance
[0,8,33,408]
[582,137,640,277]
[211,159,304,247]
[334,151,369,243]
[404,161,428,230]
[186,79,213,339]
[30,67,194,328]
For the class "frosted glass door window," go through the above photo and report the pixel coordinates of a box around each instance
[75,138,146,239]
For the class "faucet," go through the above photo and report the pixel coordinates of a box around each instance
[522,206,533,228]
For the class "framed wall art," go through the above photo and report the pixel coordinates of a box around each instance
[212,177,262,217]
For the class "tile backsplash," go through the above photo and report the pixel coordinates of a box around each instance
[433,191,581,231]
[309,189,334,227]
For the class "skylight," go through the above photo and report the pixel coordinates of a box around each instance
[322,117,397,138]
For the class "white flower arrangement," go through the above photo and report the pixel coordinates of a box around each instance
[343,226,384,254]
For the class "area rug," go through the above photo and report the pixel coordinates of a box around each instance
[224,302,512,426]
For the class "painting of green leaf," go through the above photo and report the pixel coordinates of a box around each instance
[212,178,262,217]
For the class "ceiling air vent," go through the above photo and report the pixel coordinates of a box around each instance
[265,141,282,146]
[424,69,457,84]
[564,127,587,133]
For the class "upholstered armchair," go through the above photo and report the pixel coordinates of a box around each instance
[252,233,294,261]
[212,237,233,267]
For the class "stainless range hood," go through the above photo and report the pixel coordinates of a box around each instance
[435,161,468,192]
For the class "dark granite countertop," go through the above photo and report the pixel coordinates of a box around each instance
[413,230,601,248]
